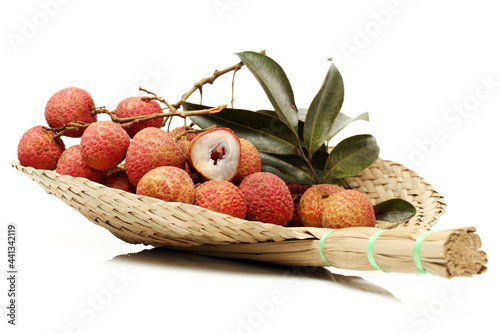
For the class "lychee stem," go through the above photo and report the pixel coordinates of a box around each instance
[171,50,266,109]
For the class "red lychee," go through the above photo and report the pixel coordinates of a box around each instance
[17,125,65,170]
[299,184,344,228]
[45,87,96,137]
[322,190,376,229]
[188,128,241,181]
[80,121,130,170]
[169,126,199,142]
[239,172,293,226]
[55,145,106,182]
[285,182,312,227]
[136,166,195,204]
[115,97,164,138]
[125,127,186,186]
[101,170,136,193]
[232,138,261,185]
[194,180,247,219]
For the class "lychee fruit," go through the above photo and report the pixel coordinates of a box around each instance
[194,180,247,219]
[136,166,195,204]
[125,127,186,186]
[299,184,344,228]
[169,126,199,142]
[239,172,293,226]
[115,97,164,138]
[188,128,241,181]
[322,190,376,229]
[285,182,312,227]
[80,121,130,170]
[101,170,136,193]
[17,125,65,170]
[232,138,261,185]
[45,87,96,137]
[55,145,106,182]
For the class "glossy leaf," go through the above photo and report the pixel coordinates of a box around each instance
[260,152,316,184]
[185,102,300,155]
[373,199,416,222]
[327,112,369,142]
[323,134,379,180]
[304,63,344,159]
[236,51,299,134]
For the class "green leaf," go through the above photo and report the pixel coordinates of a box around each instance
[327,112,369,142]
[323,134,380,180]
[236,51,299,134]
[304,63,344,159]
[185,102,300,155]
[373,199,417,222]
[260,152,316,184]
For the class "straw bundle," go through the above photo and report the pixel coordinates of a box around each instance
[11,158,487,278]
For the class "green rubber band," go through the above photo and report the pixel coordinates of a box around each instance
[414,230,435,276]
[367,230,389,273]
[319,229,337,268]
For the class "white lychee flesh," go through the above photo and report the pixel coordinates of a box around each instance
[189,129,240,181]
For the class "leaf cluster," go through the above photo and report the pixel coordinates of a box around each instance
[187,51,378,185]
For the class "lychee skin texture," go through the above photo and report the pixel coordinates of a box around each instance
[194,180,247,219]
[45,87,96,137]
[232,138,261,185]
[299,184,344,228]
[136,166,195,204]
[17,125,65,170]
[56,145,106,182]
[125,127,186,186]
[115,97,163,138]
[239,172,293,226]
[81,121,130,170]
[322,190,376,229]
[101,170,136,193]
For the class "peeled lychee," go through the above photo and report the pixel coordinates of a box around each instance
[299,184,344,228]
[17,125,65,170]
[194,180,247,219]
[239,172,293,226]
[101,170,136,193]
[188,128,241,181]
[125,127,186,186]
[322,190,376,229]
[232,138,261,185]
[45,87,96,137]
[115,97,163,138]
[80,121,130,170]
[136,166,195,204]
[55,145,106,182]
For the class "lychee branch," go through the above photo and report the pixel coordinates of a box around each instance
[50,105,227,138]
[171,50,267,109]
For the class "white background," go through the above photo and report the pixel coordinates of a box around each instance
[1,0,499,332]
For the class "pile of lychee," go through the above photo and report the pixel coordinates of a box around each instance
[17,87,376,229]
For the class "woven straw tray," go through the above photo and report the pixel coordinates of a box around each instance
[11,158,445,246]
[13,158,487,278]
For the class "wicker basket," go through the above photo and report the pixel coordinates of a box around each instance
[11,158,446,247]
